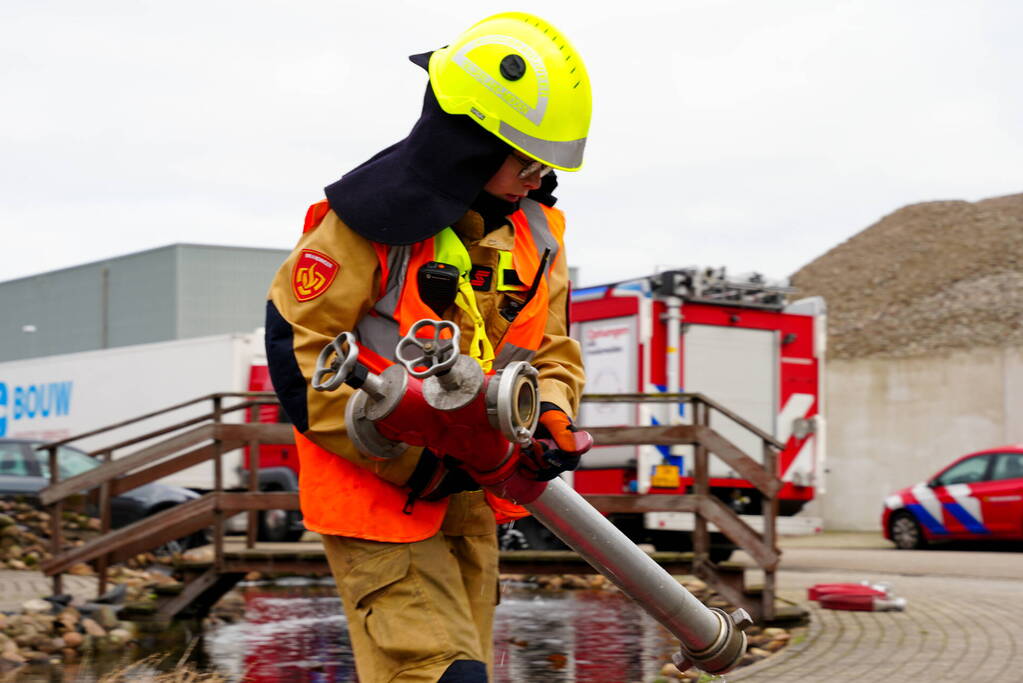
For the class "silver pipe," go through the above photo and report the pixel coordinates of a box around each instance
[361,373,388,402]
[523,477,750,673]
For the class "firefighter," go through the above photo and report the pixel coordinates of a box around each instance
[265,12,591,682]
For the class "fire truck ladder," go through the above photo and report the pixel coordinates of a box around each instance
[651,266,795,310]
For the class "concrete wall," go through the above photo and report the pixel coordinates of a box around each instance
[806,346,1023,530]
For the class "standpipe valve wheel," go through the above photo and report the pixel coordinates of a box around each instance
[312,332,360,391]
[396,320,461,378]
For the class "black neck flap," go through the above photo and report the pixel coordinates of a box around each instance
[470,191,518,234]
[324,52,560,246]
[325,85,509,245]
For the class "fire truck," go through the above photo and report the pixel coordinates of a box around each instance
[502,268,826,558]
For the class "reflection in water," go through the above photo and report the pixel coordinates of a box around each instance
[205,579,677,682]
[493,585,677,683]
[205,579,356,682]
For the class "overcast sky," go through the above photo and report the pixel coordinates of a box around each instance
[2,0,1020,287]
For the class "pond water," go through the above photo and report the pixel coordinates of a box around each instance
[204,578,680,683]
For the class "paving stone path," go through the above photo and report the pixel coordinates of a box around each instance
[0,570,97,613]
[730,568,1022,682]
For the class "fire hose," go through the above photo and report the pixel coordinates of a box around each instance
[312,319,751,674]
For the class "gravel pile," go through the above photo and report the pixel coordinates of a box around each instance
[791,193,1023,360]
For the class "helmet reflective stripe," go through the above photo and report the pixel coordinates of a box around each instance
[452,35,549,127]
[499,121,586,170]
[428,12,591,172]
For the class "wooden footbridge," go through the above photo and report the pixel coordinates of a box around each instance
[37,392,791,623]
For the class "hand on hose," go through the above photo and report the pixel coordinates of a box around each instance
[404,449,480,511]
[519,403,592,481]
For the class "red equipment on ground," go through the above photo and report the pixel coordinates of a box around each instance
[807,582,890,601]
[808,582,907,612]
[817,593,908,612]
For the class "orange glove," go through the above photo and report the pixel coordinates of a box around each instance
[519,403,592,481]
[536,402,579,452]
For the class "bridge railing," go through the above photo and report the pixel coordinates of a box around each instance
[36,392,292,596]
[577,392,784,620]
[38,391,782,619]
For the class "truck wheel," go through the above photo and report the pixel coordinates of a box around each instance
[153,529,209,557]
[258,508,304,543]
[498,517,566,551]
[153,536,192,558]
[651,530,692,553]
[889,511,926,550]
[652,530,736,563]
[499,525,529,551]
[147,505,210,557]
[709,544,736,564]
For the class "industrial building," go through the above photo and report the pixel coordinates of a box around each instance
[0,244,290,363]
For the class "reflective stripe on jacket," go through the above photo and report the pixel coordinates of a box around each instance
[265,200,584,541]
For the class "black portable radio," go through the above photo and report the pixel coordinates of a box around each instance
[417,261,460,316]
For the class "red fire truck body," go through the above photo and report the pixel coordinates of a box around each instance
[562,269,826,547]
[245,268,826,549]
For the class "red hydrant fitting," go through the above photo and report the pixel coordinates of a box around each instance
[312,319,557,503]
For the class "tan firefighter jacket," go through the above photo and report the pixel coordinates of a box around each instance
[265,204,585,493]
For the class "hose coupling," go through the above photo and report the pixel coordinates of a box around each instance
[672,607,752,675]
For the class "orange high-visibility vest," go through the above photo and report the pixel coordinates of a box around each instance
[296,199,565,541]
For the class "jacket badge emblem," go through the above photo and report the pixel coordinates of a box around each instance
[469,265,494,290]
[292,249,339,302]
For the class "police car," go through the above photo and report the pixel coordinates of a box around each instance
[883,446,1023,549]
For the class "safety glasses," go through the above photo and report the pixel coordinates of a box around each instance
[511,153,553,180]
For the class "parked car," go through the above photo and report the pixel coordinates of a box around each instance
[883,445,1023,549]
[0,438,204,552]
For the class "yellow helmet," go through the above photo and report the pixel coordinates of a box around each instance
[427,12,592,172]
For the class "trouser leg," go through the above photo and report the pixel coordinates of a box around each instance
[447,535,498,665]
[426,490,500,681]
[322,491,497,683]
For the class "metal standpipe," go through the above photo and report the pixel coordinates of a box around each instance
[523,478,752,675]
